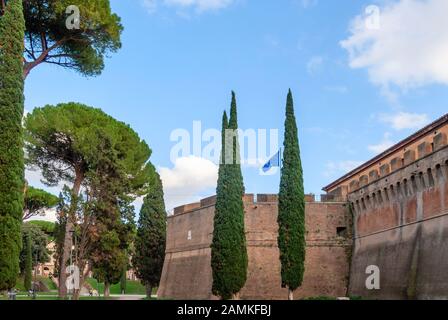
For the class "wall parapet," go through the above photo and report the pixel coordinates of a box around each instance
[172,193,345,216]
[348,146,448,213]
[324,113,448,198]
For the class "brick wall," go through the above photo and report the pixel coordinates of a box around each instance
[348,146,448,299]
[157,197,351,300]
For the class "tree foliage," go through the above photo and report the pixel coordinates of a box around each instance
[23,186,59,220]
[23,231,32,292]
[20,222,50,274]
[24,102,153,298]
[22,0,123,78]
[277,90,306,297]
[0,0,25,291]
[211,92,248,300]
[120,260,127,294]
[133,172,167,297]
[28,220,56,238]
[91,200,134,296]
[24,103,152,195]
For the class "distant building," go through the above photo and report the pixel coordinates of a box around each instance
[35,241,56,277]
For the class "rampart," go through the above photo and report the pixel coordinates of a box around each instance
[157,195,352,300]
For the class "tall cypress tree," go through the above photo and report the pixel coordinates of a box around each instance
[278,89,306,300]
[133,173,167,299]
[0,0,26,291]
[23,232,32,292]
[120,261,127,295]
[211,93,248,300]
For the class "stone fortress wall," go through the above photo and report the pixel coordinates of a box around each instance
[157,194,352,300]
[159,113,448,300]
[325,114,448,299]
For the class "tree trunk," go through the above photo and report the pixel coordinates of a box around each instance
[72,285,80,300]
[288,288,294,301]
[58,221,73,298]
[232,292,240,300]
[58,169,83,299]
[146,285,153,299]
[104,282,110,298]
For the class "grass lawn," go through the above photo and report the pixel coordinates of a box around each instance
[1,277,150,300]
[0,295,118,301]
[85,278,152,295]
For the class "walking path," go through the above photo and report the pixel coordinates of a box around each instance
[112,294,151,300]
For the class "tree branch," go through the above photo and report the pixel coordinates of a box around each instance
[23,38,68,79]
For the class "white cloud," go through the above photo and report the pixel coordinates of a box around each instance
[143,0,234,13]
[142,0,158,13]
[341,0,448,90]
[368,132,395,154]
[27,208,58,223]
[159,156,218,210]
[379,112,429,130]
[307,56,324,75]
[301,0,318,9]
[324,160,363,178]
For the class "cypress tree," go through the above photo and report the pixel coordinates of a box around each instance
[211,92,248,300]
[278,89,306,300]
[23,232,32,292]
[120,263,127,295]
[133,173,167,299]
[0,0,26,291]
[228,92,245,195]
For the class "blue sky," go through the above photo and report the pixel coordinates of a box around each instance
[25,0,448,215]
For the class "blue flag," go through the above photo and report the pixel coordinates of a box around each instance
[262,150,281,173]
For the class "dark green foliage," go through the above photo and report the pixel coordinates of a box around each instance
[133,173,167,293]
[90,201,132,291]
[91,225,129,288]
[0,0,25,291]
[211,93,248,300]
[120,262,127,294]
[28,220,56,237]
[23,186,59,220]
[278,90,306,291]
[23,0,123,77]
[227,92,245,195]
[20,222,50,273]
[23,232,33,291]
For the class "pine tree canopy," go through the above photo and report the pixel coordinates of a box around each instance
[22,0,123,78]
